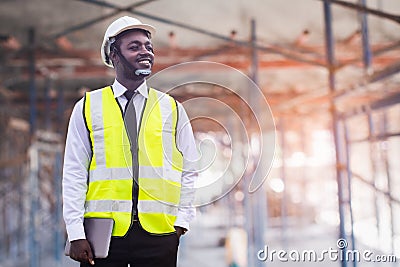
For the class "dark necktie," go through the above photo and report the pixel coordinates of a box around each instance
[124,89,135,101]
[123,91,139,219]
[124,93,137,154]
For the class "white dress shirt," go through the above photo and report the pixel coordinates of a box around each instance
[63,79,197,241]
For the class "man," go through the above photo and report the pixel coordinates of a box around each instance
[62,16,197,267]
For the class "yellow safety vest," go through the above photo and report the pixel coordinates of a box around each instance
[83,86,183,236]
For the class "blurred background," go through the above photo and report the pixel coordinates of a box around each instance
[0,0,399,266]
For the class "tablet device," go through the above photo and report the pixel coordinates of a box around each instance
[65,218,114,259]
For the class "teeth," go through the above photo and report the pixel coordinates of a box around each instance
[139,60,150,64]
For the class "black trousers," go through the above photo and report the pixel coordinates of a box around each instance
[80,221,179,267]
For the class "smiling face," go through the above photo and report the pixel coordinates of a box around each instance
[110,29,155,82]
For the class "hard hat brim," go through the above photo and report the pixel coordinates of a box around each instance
[112,24,156,38]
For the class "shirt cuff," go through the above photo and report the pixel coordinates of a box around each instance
[174,209,196,231]
[174,217,190,231]
[66,222,86,241]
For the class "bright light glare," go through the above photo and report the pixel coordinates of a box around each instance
[269,177,285,193]
[234,191,244,202]
[315,210,340,226]
[310,130,335,165]
[287,151,306,167]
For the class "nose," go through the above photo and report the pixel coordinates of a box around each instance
[138,45,153,56]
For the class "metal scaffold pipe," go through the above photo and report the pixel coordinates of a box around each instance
[343,120,357,267]
[29,144,39,267]
[28,28,37,137]
[323,2,348,267]
[358,0,372,73]
[248,18,267,267]
[318,0,400,24]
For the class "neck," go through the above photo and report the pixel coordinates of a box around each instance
[116,77,144,91]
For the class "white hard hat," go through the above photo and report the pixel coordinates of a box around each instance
[101,16,156,68]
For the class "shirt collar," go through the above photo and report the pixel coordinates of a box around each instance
[112,79,149,99]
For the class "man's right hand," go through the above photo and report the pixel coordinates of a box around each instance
[69,239,95,265]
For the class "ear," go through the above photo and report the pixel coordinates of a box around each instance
[109,48,119,66]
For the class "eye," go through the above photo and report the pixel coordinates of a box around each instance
[128,45,139,51]
[146,45,154,53]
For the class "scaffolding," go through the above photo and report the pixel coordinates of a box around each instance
[0,1,399,267]
[270,1,400,267]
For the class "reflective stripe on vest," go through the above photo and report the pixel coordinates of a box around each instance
[88,165,181,183]
[83,86,183,236]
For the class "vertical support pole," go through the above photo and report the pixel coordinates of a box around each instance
[29,144,39,267]
[0,189,5,260]
[243,167,254,266]
[343,120,357,267]
[323,2,348,267]
[56,83,64,134]
[250,19,259,87]
[249,18,266,267]
[28,28,39,267]
[28,28,37,137]
[4,186,10,258]
[358,0,372,73]
[17,180,24,259]
[44,77,52,130]
[54,151,63,265]
[242,77,254,265]
[242,84,254,265]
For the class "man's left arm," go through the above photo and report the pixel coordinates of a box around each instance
[174,102,198,236]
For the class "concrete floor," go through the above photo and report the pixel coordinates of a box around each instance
[2,209,398,267]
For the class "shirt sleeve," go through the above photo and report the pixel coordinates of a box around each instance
[174,102,198,231]
[62,98,92,241]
